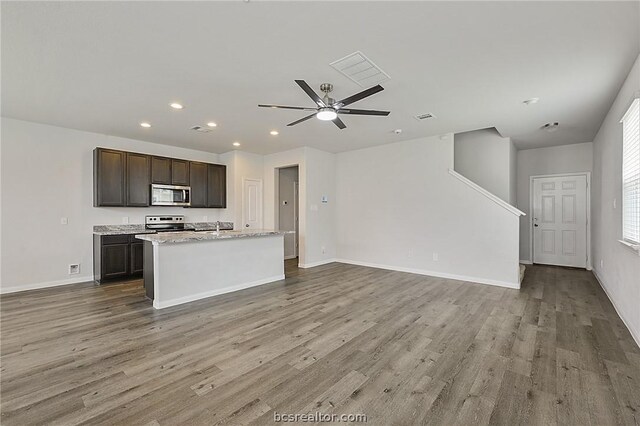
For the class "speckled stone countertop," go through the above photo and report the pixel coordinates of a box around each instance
[134,229,284,244]
[93,222,234,235]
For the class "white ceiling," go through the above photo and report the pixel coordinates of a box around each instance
[2,1,639,154]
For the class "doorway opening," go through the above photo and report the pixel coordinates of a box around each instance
[277,166,299,260]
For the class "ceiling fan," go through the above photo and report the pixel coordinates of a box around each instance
[259,80,390,129]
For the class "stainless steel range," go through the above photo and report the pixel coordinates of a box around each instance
[145,215,187,232]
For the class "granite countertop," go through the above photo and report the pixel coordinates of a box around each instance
[93,222,233,236]
[134,229,284,244]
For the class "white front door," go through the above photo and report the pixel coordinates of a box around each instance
[242,178,263,230]
[532,175,588,267]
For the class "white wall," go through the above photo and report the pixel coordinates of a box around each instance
[454,128,516,204]
[278,166,298,258]
[219,150,264,228]
[516,142,593,262]
[592,54,640,346]
[0,118,227,291]
[263,147,336,268]
[336,134,521,287]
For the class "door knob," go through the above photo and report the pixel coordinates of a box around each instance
[534,224,539,227]
[245,224,250,227]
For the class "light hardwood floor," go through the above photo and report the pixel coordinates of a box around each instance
[1,260,639,425]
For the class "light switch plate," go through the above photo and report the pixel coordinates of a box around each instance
[60,217,68,225]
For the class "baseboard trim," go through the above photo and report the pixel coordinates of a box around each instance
[519,259,533,265]
[334,259,520,289]
[0,275,95,294]
[298,259,337,268]
[592,269,640,349]
[153,274,285,309]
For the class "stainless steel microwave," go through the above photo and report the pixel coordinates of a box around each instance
[150,184,191,206]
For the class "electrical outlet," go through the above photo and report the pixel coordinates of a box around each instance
[321,246,326,254]
[433,252,439,261]
[122,217,129,224]
[60,217,68,225]
[613,198,617,209]
[69,264,80,275]
[202,215,208,222]
[600,259,604,268]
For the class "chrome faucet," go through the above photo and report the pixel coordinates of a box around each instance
[215,221,221,233]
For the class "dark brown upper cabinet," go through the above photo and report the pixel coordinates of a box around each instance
[189,162,208,208]
[151,156,172,184]
[171,159,190,186]
[126,152,150,206]
[94,148,126,207]
[95,147,226,208]
[207,164,227,208]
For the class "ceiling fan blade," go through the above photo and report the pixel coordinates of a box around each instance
[295,80,326,108]
[258,104,317,111]
[332,116,347,129]
[287,113,317,127]
[335,85,384,108]
[337,108,390,116]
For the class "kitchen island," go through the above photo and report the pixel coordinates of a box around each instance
[135,230,285,309]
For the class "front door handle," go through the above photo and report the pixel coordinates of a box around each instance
[534,224,539,227]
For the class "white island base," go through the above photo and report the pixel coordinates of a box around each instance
[139,232,285,309]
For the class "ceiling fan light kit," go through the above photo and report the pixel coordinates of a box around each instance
[317,107,337,121]
[259,79,390,130]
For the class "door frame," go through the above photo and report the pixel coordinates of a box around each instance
[242,178,263,230]
[529,172,591,270]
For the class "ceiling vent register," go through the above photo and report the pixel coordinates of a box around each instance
[330,51,391,87]
[190,126,212,133]
[415,113,436,121]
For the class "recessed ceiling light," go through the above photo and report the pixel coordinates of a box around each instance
[233,142,241,147]
[270,130,279,136]
[523,98,540,105]
[543,122,559,132]
[170,103,184,109]
[207,122,217,127]
[140,122,151,128]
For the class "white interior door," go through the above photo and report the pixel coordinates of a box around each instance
[294,181,299,257]
[532,175,587,267]
[242,178,263,230]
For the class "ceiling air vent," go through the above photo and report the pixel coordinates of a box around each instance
[330,51,390,87]
[415,113,436,121]
[190,125,212,133]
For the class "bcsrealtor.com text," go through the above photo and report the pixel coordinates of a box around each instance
[273,411,367,423]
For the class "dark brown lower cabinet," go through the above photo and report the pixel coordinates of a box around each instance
[130,242,144,275]
[93,234,144,284]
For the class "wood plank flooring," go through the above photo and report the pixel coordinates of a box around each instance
[1,261,639,425]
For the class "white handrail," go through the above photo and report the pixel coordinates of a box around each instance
[448,169,526,217]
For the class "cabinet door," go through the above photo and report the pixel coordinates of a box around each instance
[101,244,129,280]
[151,157,172,184]
[189,162,208,208]
[126,153,151,206]
[94,148,126,206]
[207,164,227,208]
[171,159,190,185]
[130,242,144,275]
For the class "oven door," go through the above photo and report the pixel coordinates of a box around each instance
[151,184,191,206]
